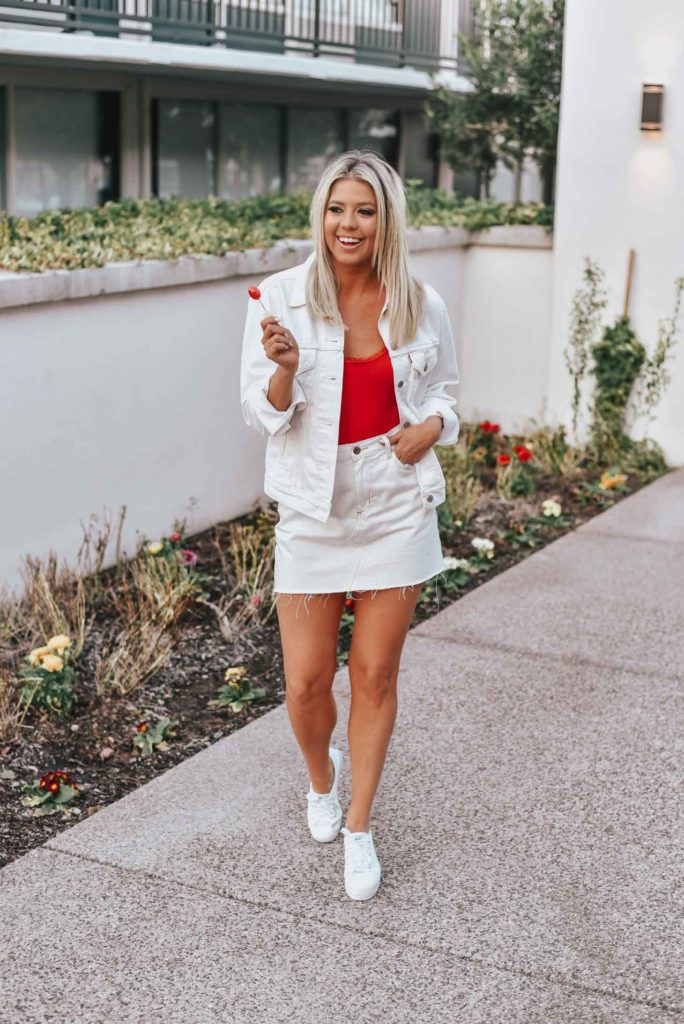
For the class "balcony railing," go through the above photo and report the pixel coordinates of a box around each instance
[0,0,470,73]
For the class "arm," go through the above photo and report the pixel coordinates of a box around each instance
[239,284,308,438]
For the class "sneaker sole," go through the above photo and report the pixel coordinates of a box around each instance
[345,876,381,900]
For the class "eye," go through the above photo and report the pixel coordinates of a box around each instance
[359,209,375,216]
[327,205,343,213]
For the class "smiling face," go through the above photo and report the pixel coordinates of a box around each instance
[323,177,378,267]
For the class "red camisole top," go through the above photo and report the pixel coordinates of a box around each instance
[337,345,401,445]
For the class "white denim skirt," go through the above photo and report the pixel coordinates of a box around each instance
[272,425,445,598]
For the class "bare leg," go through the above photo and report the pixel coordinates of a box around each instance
[345,584,422,832]
[276,592,347,793]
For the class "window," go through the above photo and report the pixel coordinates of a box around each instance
[154,99,216,199]
[287,107,345,192]
[218,103,282,200]
[403,110,438,188]
[349,108,399,166]
[13,88,120,217]
[0,89,5,210]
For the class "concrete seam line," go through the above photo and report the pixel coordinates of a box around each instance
[406,632,683,684]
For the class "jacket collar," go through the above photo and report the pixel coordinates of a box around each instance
[288,250,389,317]
[288,251,316,307]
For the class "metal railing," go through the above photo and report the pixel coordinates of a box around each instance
[0,0,469,73]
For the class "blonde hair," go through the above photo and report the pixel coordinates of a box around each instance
[306,149,424,350]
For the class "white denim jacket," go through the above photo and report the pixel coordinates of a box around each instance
[240,251,460,523]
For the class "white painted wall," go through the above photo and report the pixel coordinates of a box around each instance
[459,240,554,429]
[0,228,552,595]
[548,0,684,465]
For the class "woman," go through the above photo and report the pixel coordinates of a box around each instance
[240,150,460,901]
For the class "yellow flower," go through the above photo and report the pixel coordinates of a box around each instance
[224,666,247,681]
[47,634,72,655]
[28,646,52,666]
[599,472,627,490]
[147,542,163,555]
[41,654,64,673]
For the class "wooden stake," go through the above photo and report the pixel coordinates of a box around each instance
[623,248,636,317]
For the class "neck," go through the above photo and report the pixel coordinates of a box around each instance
[333,258,381,300]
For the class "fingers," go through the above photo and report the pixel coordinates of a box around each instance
[262,321,294,350]
[260,314,281,330]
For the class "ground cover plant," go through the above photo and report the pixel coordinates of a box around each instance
[0,419,670,868]
[0,188,552,274]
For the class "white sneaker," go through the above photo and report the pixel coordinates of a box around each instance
[341,826,382,900]
[306,747,343,842]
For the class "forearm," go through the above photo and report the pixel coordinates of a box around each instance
[266,365,296,412]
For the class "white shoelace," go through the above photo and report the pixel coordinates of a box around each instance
[306,788,339,825]
[343,831,374,873]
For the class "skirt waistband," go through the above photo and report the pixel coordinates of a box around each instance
[337,422,402,461]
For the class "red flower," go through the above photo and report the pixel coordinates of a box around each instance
[497,453,511,466]
[344,597,355,611]
[136,722,149,733]
[251,595,262,607]
[48,780,60,794]
[490,423,500,433]
[170,531,182,543]
[514,445,532,462]
[479,420,492,433]
[181,549,198,566]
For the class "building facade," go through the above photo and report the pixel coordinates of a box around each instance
[0,0,475,215]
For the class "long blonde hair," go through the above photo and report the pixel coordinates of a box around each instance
[306,150,424,350]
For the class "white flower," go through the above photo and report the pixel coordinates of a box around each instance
[542,499,562,518]
[471,537,494,552]
[443,556,471,571]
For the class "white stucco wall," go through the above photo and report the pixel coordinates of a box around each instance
[0,227,552,595]
[548,0,684,465]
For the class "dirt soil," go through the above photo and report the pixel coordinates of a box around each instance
[0,470,656,869]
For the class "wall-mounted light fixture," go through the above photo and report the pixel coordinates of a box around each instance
[641,83,664,132]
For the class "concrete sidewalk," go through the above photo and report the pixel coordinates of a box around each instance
[2,470,683,1023]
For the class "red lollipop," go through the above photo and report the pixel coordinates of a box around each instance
[248,285,270,316]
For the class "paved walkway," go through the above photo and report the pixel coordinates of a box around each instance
[2,470,683,1023]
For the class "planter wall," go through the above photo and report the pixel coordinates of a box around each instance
[0,226,553,593]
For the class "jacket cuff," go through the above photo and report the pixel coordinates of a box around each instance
[246,371,308,437]
[418,399,460,446]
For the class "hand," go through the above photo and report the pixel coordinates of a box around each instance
[389,419,442,465]
[260,315,300,374]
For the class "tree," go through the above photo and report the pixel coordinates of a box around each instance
[426,0,564,202]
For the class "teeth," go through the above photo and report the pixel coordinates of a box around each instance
[338,237,361,244]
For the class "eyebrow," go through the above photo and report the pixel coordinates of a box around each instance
[327,199,377,207]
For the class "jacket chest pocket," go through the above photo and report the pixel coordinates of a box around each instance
[407,343,439,405]
[292,348,318,407]
[295,349,318,377]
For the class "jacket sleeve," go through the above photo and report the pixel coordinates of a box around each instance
[239,282,308,438]
[416,299,461,446]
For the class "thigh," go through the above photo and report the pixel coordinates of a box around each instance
[276,592,347,680]
[348,584,423,677]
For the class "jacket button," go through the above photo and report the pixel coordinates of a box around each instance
[398,380,404,388]
[353,446,361,454]
[426,494,434,502]
[402,421,410,428]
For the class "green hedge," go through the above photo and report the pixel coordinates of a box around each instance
[0,187,553,274]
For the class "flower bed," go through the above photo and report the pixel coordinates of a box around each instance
[0,417,668,869]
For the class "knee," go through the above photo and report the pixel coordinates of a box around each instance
[285,667,335,709]
[349,661,396,707]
